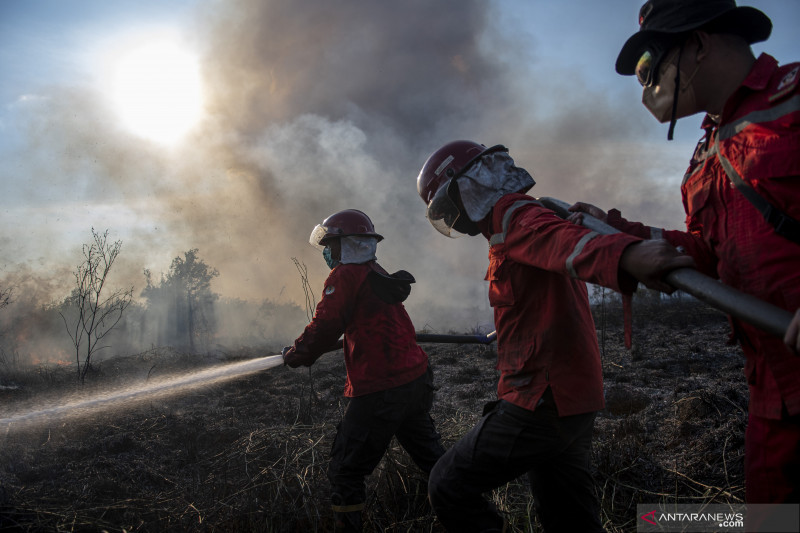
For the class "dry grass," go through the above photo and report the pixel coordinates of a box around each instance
[0,298,746,532]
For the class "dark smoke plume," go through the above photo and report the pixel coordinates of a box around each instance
[1,0,691,363]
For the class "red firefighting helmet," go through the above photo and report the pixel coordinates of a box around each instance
[416,140,508,237]
[309,209,383,249]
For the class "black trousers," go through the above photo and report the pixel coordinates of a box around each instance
[428,390,604,533]
[327,366,445,507]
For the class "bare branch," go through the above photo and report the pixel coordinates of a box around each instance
[61,228,133,384]
[0,286,12,310]
[291,258,316,322]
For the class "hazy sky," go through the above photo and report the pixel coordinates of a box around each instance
[1,0,798,330]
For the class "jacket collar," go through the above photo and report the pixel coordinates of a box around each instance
[702,53,778,130]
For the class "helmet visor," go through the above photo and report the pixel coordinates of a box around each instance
[426,178,464,238]
[309,224,329,250]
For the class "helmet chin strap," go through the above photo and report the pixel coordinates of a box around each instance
[667,43,684,141]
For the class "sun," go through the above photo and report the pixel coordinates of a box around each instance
[111,39,204,145]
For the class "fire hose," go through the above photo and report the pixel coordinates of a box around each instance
[416,331,497,344]
[333,330,498,352]
[537,196,794,340]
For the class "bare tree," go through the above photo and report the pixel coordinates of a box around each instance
[0,286,14,369]
[291,257,319,419]
[0,286,11,310]
[61,228,133,384]
[291,257,316,321]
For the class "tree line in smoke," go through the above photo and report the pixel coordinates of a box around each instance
[0,229,309,382]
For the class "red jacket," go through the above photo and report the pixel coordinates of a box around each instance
[479,194,642,416]
[287,261,428,397]
[606,54,800,419]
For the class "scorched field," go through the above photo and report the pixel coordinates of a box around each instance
[0,297,747,532]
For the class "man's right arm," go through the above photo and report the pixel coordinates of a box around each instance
[568,201,718,278]
[618,240,696,293]
[502,200,692,294]
[283,268,355,368]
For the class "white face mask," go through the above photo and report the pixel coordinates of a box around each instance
[642,57,701,123]
[457,151,535,223]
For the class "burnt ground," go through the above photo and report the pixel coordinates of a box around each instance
[0,298,748,532]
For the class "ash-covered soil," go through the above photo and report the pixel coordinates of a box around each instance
[0,299,747,532]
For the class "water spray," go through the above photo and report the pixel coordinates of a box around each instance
[0,332,497,430]
[0,354,285,429]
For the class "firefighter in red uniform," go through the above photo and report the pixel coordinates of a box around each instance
[569,0,800,518]
[282,209,444,532]
[416,141,694,532]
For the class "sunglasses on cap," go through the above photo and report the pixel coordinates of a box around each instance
[635,40,679,87]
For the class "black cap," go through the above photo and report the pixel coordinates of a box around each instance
[616,0,772,75]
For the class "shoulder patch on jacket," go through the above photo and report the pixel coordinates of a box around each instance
[325,285,335,296]
[770,65,799,102]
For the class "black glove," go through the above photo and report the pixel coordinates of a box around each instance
[281,346,292,366]
[282,346,316,368]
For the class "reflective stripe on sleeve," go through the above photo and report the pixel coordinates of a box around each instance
[489,200,540,245]
[566,231,599,278]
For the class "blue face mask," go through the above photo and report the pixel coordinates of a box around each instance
[323,246,340,270]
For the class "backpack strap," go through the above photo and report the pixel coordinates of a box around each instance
[711,93,800,245]
[714,146,800,245]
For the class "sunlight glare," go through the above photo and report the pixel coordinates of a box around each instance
[111,40,204,145]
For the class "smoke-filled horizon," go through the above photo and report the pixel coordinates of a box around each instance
[1,0,797,363]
